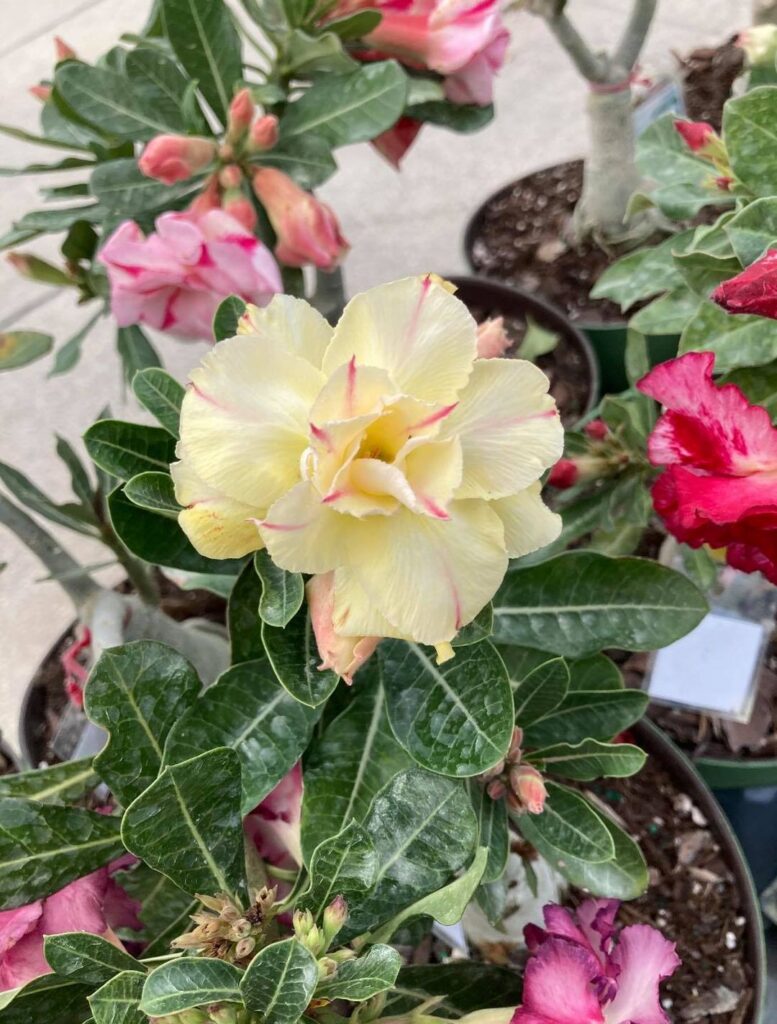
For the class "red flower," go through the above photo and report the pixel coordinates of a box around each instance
[637,352,777,584]
[712,248,777,319]
[548,458,579,489]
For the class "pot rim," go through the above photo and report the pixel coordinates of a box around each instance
[448,273,600,417]
[634,718,767,1023]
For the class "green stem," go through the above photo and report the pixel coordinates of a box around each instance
[97,521,159,605]
[542,9,609,83]
[613,0,657,74]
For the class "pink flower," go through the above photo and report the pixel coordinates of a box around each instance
[138,135,217,185]
[252,168,349,270]
[99,209,281,341]
[0,868,141,992]
[637,352,777,584]
[674,119,715,153]
[476,316,512,359]
[712,248,777,319]
[514,900,680,1024]
[307,572,380,684]
[245,764,303,870]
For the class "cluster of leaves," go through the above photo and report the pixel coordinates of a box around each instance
[0,0,492,381]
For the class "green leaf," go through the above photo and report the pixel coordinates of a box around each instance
[254,550,304,628]
[408,100,493,133]
[468,782,508,883]
[0,459,97,536]
[0,120,93,152]
[516,782,614,863]
[325,9,382,39]
[160,0,243,122]
[380,640,513,777]
[124,472,179,518]
[229,561,265,663]
[132,368,184,437]
[84,420,175,482]
[241,939,318,1022]
[44,933,140,986]
[280,61,408,146]
[116,325,162,385]
[14,205,102,233]
[298,821,378,919]
[720,361,777,418]
[213,294,247,341]
[648,181,731,221]
[116,864,196,956]
[263,606,339,707]
[673,219,741,295]
[0,975,92,1024]
[590,231,692,311]
[316,945,401,1001]
[301,668,412,861]
[636,113,712,187]
[0,330,53,371]
[125,47,200,133]
[50,311,102,376]
[259,135,338,190]
[678,299,777,371]
[517,317,560,361]
[724,195,777,266]
[519,810,647,899]
[567,654,623,692]
[163,659,319,813]
[283,29,358,75]
[140,959,242,1016]
[629,288,699,335]
[502,648,569,727]
[0,799,123,907]
[386,963,524,1018]
[452,603,493,647]
[0,156,96,177]
[89,971,145,1024]
[0,758,97,804]
[56,435,94,508]
[724,86,777,197]
[122,747,245,900]
[55,63,174,140]
[7,254,72,287]
[90,159,203,217]
[522,690,649,748]
[493,552,708,657]
[85,641,201,807]
[341,768,477,940]
[528,739,646,780]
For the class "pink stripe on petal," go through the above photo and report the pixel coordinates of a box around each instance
[420,496,451,520]
[346,356,357,415]
[310,423,334,451]
[408,402,459,432]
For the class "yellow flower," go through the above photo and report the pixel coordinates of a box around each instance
[173,275,563,662]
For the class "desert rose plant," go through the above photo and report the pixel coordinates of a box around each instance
[0,275,704,1021]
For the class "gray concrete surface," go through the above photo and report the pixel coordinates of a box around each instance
[0,1,753,752]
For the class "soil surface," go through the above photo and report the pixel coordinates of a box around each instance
[23,575,226,766]
[679,39,745,132]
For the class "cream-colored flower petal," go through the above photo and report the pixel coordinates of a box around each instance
[237,293,332,370]
[403,436,463,519]
[172,460,262,559]
[181,338,325,508]
[490,483,562,558]
[322,276,477,404]
[333,568,401,638]
[441,359,563,499]
[259,481,349,574]
[310,360,396,424]
[343,499,507,645]
[328,457,412,517]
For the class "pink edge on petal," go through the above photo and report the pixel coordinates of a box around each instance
[322,489,348,504]
[310,423,334,452]
[407,402,459,432]
[420,495,451,520]
[258,518,309,532]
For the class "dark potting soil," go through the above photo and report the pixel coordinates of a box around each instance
[24,575,226,767]
[466,301,591,426]
[679,39,745,132]
[572,754,755,1023]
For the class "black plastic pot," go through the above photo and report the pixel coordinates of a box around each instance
[19,623,73,769]
[448,275,600,420]
[634,719,767,1022]
[462,174,681,395]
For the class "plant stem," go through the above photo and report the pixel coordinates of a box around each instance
[96,521,160,605]
[0,493,98,612]
[613,0,658,74]
[544,10,608,83]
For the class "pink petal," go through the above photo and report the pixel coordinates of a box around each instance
[517,937,604,1024]
[0,904,42,956]
[245,763,303,868]
[604,924,680,1024]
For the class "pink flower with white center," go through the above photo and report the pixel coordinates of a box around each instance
[245,763,303,870]
[513,899,680,1024]
[0,868,141,991]
[99,209,281,341]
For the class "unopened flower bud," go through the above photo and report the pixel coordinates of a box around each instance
[29,83,51,102]
[235,936,256,960]
[674,120,728,165]
[480,758,505,782]
[231,918,252,939]
[508,726,524,759]
[222,191,257,232]
[548,454,610,490]
[249,114,280,152]
[227,88,255,143]
[219,165,242,190]
[306,573,379,684]
[323,895,348,943]
[318,956,338,980]
[190,175,221,216]
[54,36,76,61]
[179,1011,210,1024]
[208,1006,239,1024]
[508,765,547,815]
[583,419,608,441]
[476,317,511,359]
[715,175,733,192]
[139,135,217,185]
[486,778,507,801]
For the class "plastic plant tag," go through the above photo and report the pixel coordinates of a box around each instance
[646,564,777,723]
[633,78,685,136]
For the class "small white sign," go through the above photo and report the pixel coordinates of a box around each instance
[647,612,767,723]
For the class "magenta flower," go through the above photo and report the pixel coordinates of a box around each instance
[99,209,281,341]
[513,899,680,1024]
[0,868,141,992]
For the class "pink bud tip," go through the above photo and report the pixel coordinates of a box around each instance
[29,84,52,102]
[54,36,77,61]
[715,175,733,192]
[674,119,715,152]
[583,418,608,440]
[228,88,255,139]
[250,114,280,152]
[548,458,579,489]
[509,765,547,815]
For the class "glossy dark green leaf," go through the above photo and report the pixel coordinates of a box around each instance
[380,640,513,777]
[132,368,184,437]
[724,195,777,266]
[452,604,493,647]
[0,758,97,804]
[55,63,173,140]
[514,782,614,863]
[409,100,493,132]
[84,420,175,482]
[298,821,378,919]
[91,160,203,218]
[125,47,199,133]
[724,86,777,197]
[341,768,477,940]
[501,648,569,727]
[124,472,179,518]
[228,561,265,663]
[316,945,401,1001]
[213,295,247,341]
[386,962,524,1017]
[259,135,337,189]
[493,552,708,657]
[301,669,412,861]
[567,654,623,692]
[263,606,339,707]
[140,959,242,1015]
[116,325,162,385]
[45,933,140,986]
[122,748,245,900]
[89,970,145,1024]
[161,0,243,122]
[0,330,53,371]
[115,864,196,956]
[0,800,123,907]
[527,739,646,781]
[629,288,699,336]
[254,550,304,628]
[0,975,92,1024]
[85,641,200,807]
[163,660,319,813]
[468,781,508,883]
[523,689,649,748]
[241,938,318,1021]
